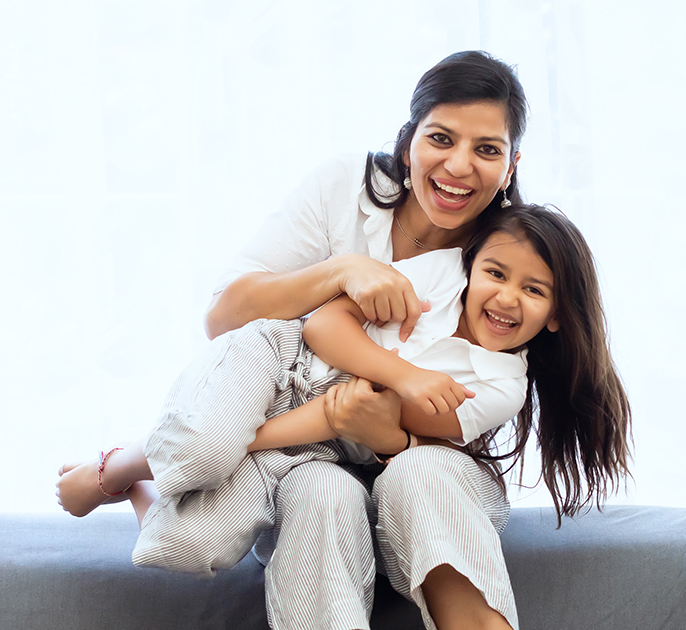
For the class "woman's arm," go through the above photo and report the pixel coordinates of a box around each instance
[205,255,425,341]
[303,295,472,416]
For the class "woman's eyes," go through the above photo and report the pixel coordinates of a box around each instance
[429,133,452,145]
[526,286,544,296]
[487,269,505,279]
[477,144,502,156]
[427,135,503,157]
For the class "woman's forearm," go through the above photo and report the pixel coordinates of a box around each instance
[247,396,338,452]
[205,258,345,339]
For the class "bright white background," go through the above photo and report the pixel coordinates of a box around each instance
[1,0,685,513]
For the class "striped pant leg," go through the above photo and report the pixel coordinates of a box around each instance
[132,452,275,577]
[264,460,376,630]
[144,319,305,497]
[373,446,518,630]
[132,443,343,576]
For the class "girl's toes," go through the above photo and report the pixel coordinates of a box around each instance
[58,462,79,477]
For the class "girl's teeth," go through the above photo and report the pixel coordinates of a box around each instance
[487,311,517,326]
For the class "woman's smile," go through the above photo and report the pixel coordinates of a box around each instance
[403,101,519,234]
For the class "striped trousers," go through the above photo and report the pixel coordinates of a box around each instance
[131,319,518,630]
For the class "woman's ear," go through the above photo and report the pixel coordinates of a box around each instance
[504,151,521,187]
[546,317,560,333]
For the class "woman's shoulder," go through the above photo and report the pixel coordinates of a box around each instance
[307,153,368,190]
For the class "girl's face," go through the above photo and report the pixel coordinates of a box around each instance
[457,232,559,352]
[404,102,520,231]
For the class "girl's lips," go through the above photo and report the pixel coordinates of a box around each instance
[483,309,518,337]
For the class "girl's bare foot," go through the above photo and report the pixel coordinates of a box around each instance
[56,442,154,517]
[56,455,126,517]
[58,460,128,506]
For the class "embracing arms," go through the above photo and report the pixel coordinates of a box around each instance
[247,293,473,454]
[302,294,474,418]
[205,255,427,343]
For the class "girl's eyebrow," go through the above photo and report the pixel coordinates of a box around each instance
[482,257,553,290]
[425,123,510,146]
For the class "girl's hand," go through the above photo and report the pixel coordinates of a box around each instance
[324,377,407,455]
[337,255,430,342]
[393,366,475,415]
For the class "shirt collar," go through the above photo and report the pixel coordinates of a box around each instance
[467,343,529,380]
[357,163,399,262]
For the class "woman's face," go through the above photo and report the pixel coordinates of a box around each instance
[404,101,520,231]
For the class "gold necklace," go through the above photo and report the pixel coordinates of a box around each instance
[394,214,432,250]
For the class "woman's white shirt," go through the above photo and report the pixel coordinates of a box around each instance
[214,154,394,294]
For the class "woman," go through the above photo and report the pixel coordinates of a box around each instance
[204,51,527,630]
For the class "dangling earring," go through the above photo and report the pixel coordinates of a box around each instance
[500,188,511,208]
[403,169,412,190]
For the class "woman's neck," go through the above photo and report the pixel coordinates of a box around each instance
[392,200,474,261]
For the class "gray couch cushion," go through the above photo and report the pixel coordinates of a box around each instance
[2,506,685,629]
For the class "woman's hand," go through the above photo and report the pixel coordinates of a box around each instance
[324,376,408,455]
[391,365,475,416]
[336,255,429,342]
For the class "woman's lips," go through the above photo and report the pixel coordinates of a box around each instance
[430,179,473,210]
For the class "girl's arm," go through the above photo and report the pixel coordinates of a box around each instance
[399,400,464,441]
[303,295,473,416]
[246,396,337,452]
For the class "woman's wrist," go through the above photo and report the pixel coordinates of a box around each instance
[374,428,417,464]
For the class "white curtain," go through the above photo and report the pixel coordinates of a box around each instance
[2,0,684,512]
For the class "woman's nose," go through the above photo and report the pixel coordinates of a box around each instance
[445,146,474,177]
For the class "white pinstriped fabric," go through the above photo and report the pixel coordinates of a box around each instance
[374,446,518,630]
[131,318,517,629]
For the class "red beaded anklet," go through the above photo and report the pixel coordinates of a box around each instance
[98,448,126,497]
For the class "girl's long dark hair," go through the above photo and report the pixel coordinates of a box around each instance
[364,51,528,216]
[462,204,632,525]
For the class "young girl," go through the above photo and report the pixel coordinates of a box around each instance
[57,204,630,630]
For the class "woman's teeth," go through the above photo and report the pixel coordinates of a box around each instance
[486,310,517,329]
[435,181,472,195]
[432,180,472,202]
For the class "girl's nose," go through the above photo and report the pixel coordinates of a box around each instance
[496,285,518,307]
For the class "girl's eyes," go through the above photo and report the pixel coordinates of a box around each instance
[486,271,548,297]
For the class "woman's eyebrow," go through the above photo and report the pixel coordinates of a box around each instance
[425,123,509,146]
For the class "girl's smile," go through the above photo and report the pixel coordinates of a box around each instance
[456,232,559,352]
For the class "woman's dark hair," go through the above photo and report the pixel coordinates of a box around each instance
[461,204,632,525]
[365,50,528,216]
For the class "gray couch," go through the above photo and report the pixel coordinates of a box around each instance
[2,506,685,629]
